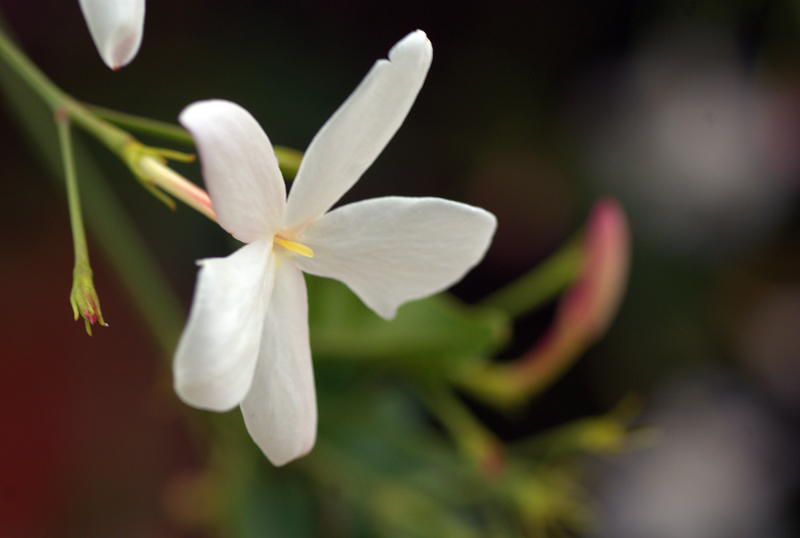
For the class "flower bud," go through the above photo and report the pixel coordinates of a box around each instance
[456,198,631,406]
[70,264,107,335]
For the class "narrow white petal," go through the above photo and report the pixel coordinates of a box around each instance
[79,0,145,70]
[241,259,317,467]
[173,240,275,412]
[294,197,497,319]
[180,100,287,243]
[284,31,433,230]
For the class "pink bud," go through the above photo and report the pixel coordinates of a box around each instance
[512,198,631,394]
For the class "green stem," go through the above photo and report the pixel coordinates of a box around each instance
[0,24,62,110]
[58,114,88,265]
[416,381,504,477]
[0,35,184,353]
[91,105,305,179]
[0,25,214,218]
[58,112,106,334]
[0,28,130,148]
[479,239,582,318]
[90,104,195,145]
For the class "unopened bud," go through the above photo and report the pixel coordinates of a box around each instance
[455,198,631,407]
[70,264,107,335]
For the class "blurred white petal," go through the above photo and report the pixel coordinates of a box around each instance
[574,27,798,259]
[79,0,145,69]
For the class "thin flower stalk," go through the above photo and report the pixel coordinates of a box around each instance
[58,111,107,334]
[417,382,505,478]
[0,25,215,218]
[88,105,305,179]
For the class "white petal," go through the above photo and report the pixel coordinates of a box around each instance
[79,0,145,70]
[294,197,497,319]
[284,30,433,230]
[173,240,275,412]
[241,258,317,466]
[180,100,286,243]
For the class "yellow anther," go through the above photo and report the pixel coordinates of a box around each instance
[274,237,314,258]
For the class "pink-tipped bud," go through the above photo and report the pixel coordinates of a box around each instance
[514,197,630,382]
[557,197,631,341]
[456,198,631,407]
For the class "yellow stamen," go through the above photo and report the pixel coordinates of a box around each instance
[274,237,314,258]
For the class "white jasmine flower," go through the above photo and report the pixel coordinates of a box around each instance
[79,0,145,69]
[173,31,497,466]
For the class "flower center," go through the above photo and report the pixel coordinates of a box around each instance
[273,237,314,258]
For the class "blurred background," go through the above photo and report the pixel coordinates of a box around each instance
[2,0,800,537]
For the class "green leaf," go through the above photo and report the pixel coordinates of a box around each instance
[307,275,511,373]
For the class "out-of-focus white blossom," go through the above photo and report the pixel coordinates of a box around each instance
[593,375,799,538]
[574,27,799,259]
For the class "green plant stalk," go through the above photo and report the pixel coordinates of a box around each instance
[59,116,88,267]
[89,104,196,145]
[0,20,185,357]
[0,26,214,219]
[0,28,127,148]
[417,381,505,478]
[90,104,305,179]
[479,239,582,318]
[58,113,105,334]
